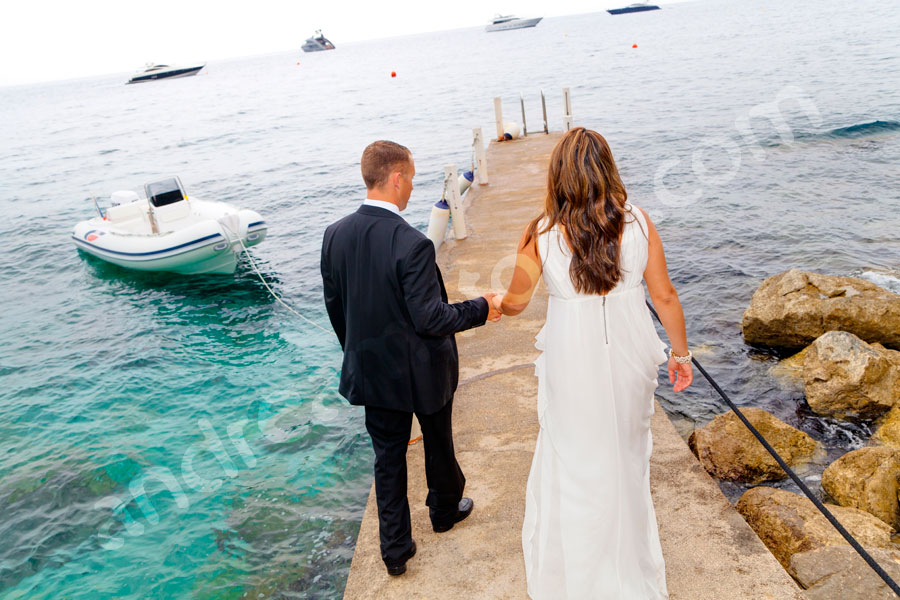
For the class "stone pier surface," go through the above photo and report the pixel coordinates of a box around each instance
[342,133,805,599]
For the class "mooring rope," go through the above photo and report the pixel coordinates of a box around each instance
[646,302,900,596]
[231,232,334,336]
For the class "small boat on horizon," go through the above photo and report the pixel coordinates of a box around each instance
[485,15,543,32]
[302,30,335,52]
[126,63,205,84]
[72,177,266,275]
[607,3,661,15]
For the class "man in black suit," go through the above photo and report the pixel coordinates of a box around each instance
[321,140,500,576]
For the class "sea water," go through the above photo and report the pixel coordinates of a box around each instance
[1,0,899,597]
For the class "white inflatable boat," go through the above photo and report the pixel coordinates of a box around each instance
[72,177,267,275]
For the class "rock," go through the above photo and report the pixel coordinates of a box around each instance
[735,486,895,569]
[802,331,900,419]
[741,269,900,350]
[688,407,819,483]
[768,345,811,390]
[873,407,900,449]
[822,446,900,529]
[874,343,900,367]
[789,545,900,600]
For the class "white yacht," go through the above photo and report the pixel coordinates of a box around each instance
[302,30,335,52]
[485,15,543,32]
[126,63,205,84]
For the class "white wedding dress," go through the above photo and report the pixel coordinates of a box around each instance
[522,204,669,599]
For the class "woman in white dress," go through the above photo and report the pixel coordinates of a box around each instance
[493,128,693,599]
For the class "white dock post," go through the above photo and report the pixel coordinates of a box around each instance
[520,93,528,137]
[493,97,504,140]
[541,89,549,134]
[445,164,468,240]
[563,87,574,131]
[473,128,489,185]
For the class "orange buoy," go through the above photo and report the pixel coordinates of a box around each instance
[391,71,397,77]
[632,43,638,48]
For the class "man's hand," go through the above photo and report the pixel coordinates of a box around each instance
[483,293,502,322]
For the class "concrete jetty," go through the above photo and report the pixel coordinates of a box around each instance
[342,133,805,599]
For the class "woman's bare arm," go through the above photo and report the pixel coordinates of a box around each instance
[498,226,543,316]
[640,207,693,392]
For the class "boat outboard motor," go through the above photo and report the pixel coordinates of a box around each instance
[145,177,188,207]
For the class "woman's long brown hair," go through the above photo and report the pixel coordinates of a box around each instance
[525,127,630,295]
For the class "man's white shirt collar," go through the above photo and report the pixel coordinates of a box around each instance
[363,199,401,215]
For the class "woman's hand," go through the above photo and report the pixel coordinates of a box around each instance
[492,294,504,314]
[668,356,693,393]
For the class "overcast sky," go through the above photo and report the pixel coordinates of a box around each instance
[0,0,686,87]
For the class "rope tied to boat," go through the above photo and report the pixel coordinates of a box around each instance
[218,220,333,336]
[646,301,900,597]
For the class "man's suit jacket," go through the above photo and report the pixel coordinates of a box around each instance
[321,204,489,414]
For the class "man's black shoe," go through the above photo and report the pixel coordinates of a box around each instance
[385,541,416,576]
[432,498,474,533]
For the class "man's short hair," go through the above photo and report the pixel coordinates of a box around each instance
[361,140,411,189]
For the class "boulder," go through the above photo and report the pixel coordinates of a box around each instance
[735,486,895,569]
[789,545,900,600]
[688,407,819,483]
[802,331,899,419]
[822,446,900,529]
[768,345,810,390]
[873,407,900,449]
[874,343,900,368]
[741,269,900,350]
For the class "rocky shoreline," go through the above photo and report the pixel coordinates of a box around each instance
[690,269,900,599]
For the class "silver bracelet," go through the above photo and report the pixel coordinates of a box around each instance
[669,348,692,364]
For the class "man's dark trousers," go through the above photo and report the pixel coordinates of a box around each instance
[365,399,465,565]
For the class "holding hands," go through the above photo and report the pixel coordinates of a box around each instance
[483,293,502,322]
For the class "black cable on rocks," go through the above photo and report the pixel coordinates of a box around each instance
[647,302,900,597]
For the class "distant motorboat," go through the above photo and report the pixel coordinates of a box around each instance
[485,15,543,32]
[302,30,335,52]
[607,3,661,15]
[72,177,266,275]
[126,63,204,84]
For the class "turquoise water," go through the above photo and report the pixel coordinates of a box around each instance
[2,0,900,597]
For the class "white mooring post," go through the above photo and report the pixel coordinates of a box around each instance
[445,164,468,240]
[473,128,489,185]
[520,93,528,137]
[541,89,549,134]
[563,87,574,131]
[493,96,504,140]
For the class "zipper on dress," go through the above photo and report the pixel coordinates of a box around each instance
[603,296,609,344]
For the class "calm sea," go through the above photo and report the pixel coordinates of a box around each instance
[1,0,899,597]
